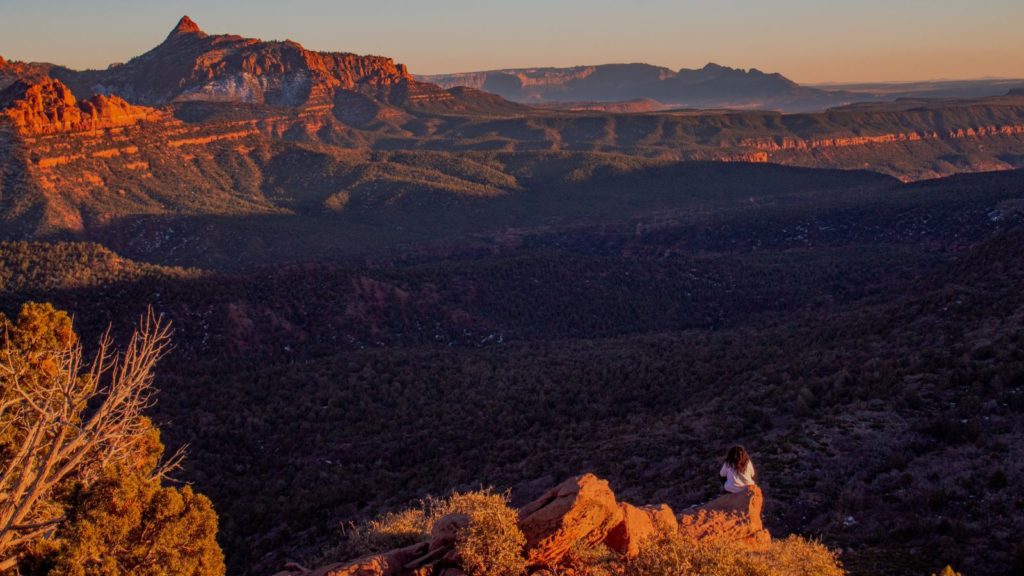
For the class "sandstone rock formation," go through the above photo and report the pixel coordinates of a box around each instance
[278,474,767,576]
[0,78,165,135]
[678,485,771,546]
[0,56,52,90]
[604,502,678,558]
[517,474,624,566]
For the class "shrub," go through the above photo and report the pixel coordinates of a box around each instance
[37,465,224,576]
[329,507,431,560]
[624,533,844,576]
[430,491,526,576]
[764,537,846,576]
[327,490,526,576]
[0,303,224,575]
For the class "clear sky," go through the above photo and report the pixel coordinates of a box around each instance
[1,0,1021,83]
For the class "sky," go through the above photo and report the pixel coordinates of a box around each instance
[0,0,1022,84]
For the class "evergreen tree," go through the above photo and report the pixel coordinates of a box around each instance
[0,302,224,575]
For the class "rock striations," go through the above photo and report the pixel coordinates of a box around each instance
[276,474,769,576]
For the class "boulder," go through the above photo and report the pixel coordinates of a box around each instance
[677,485,770,546]
[517,473,624,567]
[604,502,678,557]
[428,513,469,553]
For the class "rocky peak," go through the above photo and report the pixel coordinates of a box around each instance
[168,15,205,39]
[49,16,432,108]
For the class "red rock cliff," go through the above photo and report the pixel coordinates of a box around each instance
[55,16,420,108]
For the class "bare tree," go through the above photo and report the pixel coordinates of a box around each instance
[0,309,172,570]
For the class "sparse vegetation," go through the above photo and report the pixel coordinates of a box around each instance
[625,534,843,576]
[325,490,525,576]
[435,491,526,576]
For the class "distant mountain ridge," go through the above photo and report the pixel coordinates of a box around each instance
[420,62,853,112]
[2,15,1024,243]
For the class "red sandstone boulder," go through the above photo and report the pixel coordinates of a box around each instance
[677,485,770,546]
[604,502,678,557]
[516,473,624,567]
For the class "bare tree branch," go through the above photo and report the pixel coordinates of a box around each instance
[0,307,173,567]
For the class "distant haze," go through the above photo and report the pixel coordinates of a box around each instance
[1,0,1022,83]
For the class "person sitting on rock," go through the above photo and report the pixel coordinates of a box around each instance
[720,445,756,493]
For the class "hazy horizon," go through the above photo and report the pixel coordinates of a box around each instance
[1,0,1023,84]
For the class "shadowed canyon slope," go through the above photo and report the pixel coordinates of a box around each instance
[3,167,1024,576]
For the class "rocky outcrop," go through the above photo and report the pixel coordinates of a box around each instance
[604,503,678,558]
[280,474,767,576]
[0,78,165,135]
[517,474,624,566]
[678,485,770,546]
[0,56,52,90]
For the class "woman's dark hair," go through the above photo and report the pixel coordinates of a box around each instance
[726,446,750,472]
